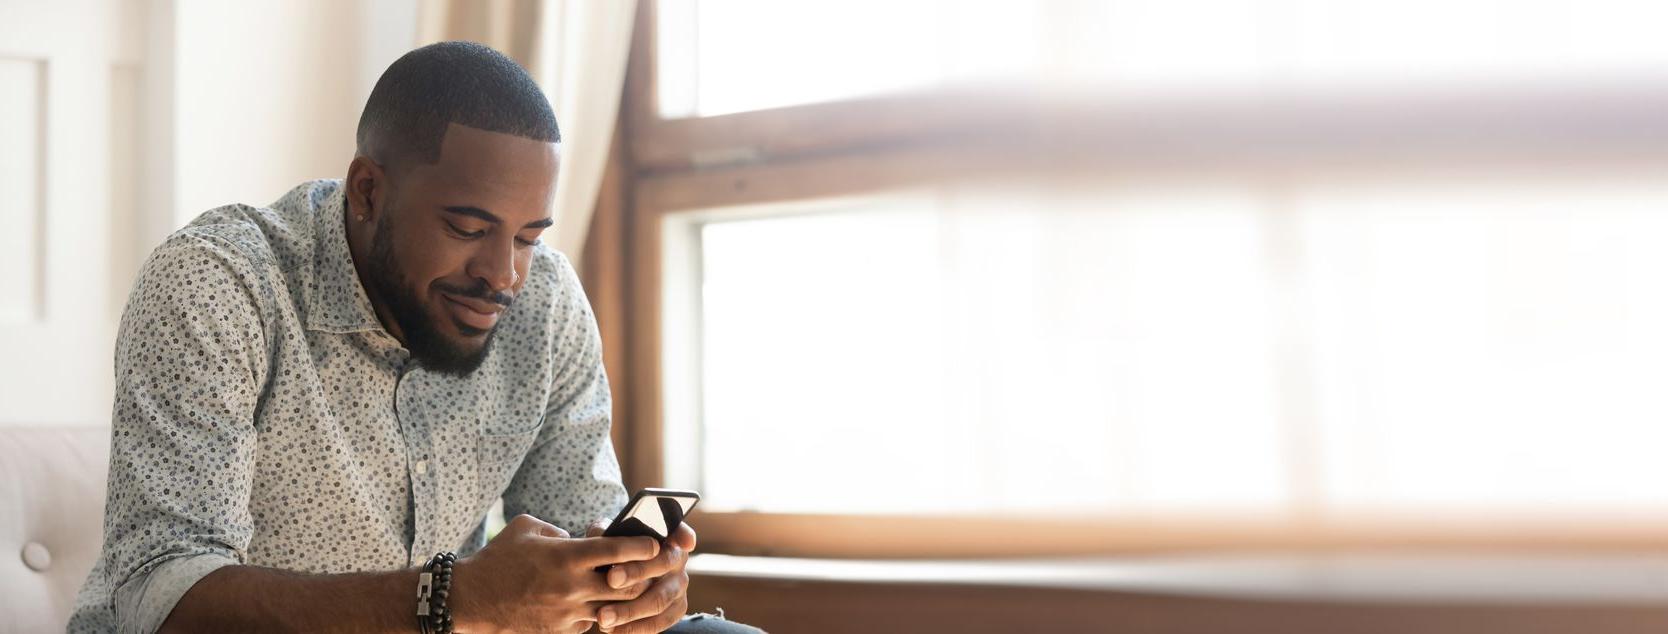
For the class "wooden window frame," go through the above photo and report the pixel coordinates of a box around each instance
[593,0,1668,559]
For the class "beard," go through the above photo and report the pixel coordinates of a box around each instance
[365,212,510,376]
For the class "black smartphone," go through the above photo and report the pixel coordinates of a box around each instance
[601,488,700,541]
[596,488,699,573]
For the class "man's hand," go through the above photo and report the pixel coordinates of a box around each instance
[451,514,662,634]
[589,521,697,633]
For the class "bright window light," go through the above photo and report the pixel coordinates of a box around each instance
[663,179,1668,518]
[1300,181,1668,512]
[665,185,1290,515]
[657,0,1668,118]
[657,0,1040,117]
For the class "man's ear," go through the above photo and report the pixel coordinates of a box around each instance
[345,155,387,222]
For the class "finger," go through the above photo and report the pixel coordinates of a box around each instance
[597,572,687,632]
[566,535,660,569]
[565,607,601,634]
[579,573,655,602]
[506,513,569,539]
[605,579,655,602]
[609,598,687,634]
[605,541,683,590]
[669,522,697,553]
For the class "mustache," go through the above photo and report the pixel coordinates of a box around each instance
[434,280,514,309]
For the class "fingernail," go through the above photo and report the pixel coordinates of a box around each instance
[608,567,627,588]
[599,607,616,628]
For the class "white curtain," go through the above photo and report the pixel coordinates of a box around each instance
[417,0,636,263]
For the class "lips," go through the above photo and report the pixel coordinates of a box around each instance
[441,293,503,332]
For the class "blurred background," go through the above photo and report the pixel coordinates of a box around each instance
[8,0,1668,631]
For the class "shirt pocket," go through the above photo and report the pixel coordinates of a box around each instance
[475,422,541,505]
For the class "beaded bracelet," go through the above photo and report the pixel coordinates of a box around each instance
[416,551,457,634]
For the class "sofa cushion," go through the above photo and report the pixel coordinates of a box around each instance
[0,426,110,632]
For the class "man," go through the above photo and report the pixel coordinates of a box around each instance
[70,42,759,634]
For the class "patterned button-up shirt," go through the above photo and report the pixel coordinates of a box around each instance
[70,179,627,633]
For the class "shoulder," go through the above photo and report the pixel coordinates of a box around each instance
[527,244,598,332]
[132,180,336,312]
[528,244,585,304]
[139,216,272,299]
[162,180,335,271]
[497,245,599,353]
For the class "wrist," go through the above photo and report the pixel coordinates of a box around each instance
[445,555,495,634]
[416,553,457,633]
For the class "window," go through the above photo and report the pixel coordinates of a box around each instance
[655,0,1040,118]
[662,185,1290,516]
[1300,181,1668,511]
[656,0,1668,119]
[658,176,1668,521]
[612,0,1668,557]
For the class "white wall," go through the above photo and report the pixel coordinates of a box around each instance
[170,0,417,226]
[0,0,148,427]
[0,0,417,427]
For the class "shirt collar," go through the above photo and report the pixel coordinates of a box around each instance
[305,181,385,334]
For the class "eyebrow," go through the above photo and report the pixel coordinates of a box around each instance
[442,205,555,230]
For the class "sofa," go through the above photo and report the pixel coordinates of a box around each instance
[0,426,110,632]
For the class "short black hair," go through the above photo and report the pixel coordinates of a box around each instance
[356,41,559,172]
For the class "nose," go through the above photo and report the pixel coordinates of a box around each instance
[467,237,519,292]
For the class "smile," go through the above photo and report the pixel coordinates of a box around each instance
[441,293,502,332]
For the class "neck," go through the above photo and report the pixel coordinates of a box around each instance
[342,204,407,344]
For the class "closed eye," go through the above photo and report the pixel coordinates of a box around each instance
[446,222,486,240]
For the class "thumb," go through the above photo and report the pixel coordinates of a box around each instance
[505,513,569,539]
[585,517,611,538]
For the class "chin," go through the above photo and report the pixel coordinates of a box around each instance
[439,320,493,354]
[406,309,497,377]
[447,332,491,356]
[452,322,490,340]
[419,339,494,376]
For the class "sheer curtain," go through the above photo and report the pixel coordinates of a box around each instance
[416,0,636,262]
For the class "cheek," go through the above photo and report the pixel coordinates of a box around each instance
[394,229,475,294]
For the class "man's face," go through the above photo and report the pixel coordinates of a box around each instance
[366,123,558,375]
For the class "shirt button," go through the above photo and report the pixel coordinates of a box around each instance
[415,460,428,475]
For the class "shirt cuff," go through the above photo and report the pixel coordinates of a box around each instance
[114,552,238,634]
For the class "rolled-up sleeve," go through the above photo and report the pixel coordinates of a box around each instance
[101,236,268,633]
[502,254,628,535]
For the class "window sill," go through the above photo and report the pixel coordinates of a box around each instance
[686,551,1668,633]
[689,551,1668,604]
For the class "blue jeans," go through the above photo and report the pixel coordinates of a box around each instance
[666,612,765,633]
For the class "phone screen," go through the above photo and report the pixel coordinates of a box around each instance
[602,488,700,540]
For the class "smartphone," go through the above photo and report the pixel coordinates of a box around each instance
[602,488,700,541]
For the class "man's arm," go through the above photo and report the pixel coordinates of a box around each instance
[103,239,659,633]
[159,566,415,633]
[502,253,629,534]
[100,238,269,633]
[101,239,457,633]
[161,516,662,634]
[499,253,695,634]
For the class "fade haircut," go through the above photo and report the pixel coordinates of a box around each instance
[355,41,559,173]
